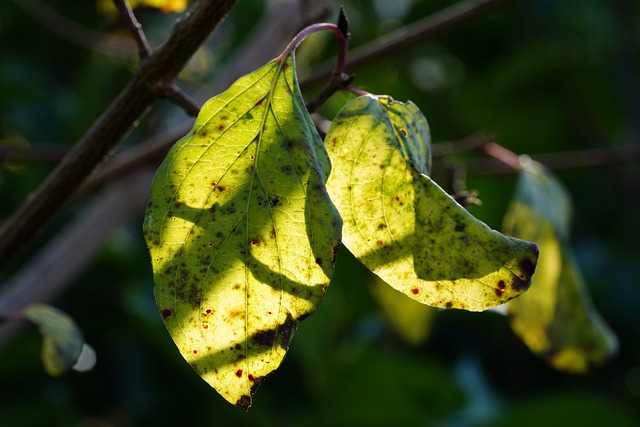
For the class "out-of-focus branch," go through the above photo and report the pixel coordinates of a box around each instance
[11,0,137,59]
[0,0,238,270]
[467,142,640,175]
[301,0,515,89]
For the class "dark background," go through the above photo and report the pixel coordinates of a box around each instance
[1,0,639,425]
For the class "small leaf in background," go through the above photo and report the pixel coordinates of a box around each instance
[23,304,88,376]
[370,276,436,346]
[326,95,538,311]
[144,54,341,408]
[503,159,618,373]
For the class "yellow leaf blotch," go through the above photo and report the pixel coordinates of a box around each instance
[504,161,618,373]
[144,56,341,408]
[326,95,538,311]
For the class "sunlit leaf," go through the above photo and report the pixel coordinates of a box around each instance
[503,159,618,373]
[370,277,436,346]
[326,95,538,311]
[23,304,86,376]
[143,54,341,408]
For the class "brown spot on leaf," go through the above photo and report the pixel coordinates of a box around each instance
[248,374,255,382]
[494,288,504,297]
[377,223,387,230]
[376,240,384,246]
[497,280,506,290]
[235,343,242,350]
[281,164,293,174]
[315,258,323,266]
[236,394,251,409]
[202,323,209,329]
[411,287,419,295]
[161,308,173,319]
[235,369,243,378]
[445,302,453,309]
[192,349,198,355]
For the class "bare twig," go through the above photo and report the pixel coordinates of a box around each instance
[301,0,515,89]
[161,84,202,117]
[0,0,238,270]
[114,0,152,60]
[468,143,640,175]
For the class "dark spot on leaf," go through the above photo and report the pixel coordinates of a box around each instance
[278,314,297,350]
[281,164,293,174]
[216,185,225,192]
[252,329,276,347]
[235,343,242,350]
[233,284,241,290]
[445,302,453,309]
[161,308,173,319]
[202,323,209,329]
[251,238,260,246]
[256,99,265,106]
[411,288,419,295]
[218,124,224,131]
[454,224,465,232]
[400,128,408,137]
[192,349,198,355]
[512,276,530,291]
[494,288,504,297]
[315,257,322,266]
[377,223,386,230]
[332,243,341,261]
[235,369,243,378]
[205,309,212,315]
[248,374,255,382]
[376,240,383,246]
[497,280,506,290]
[332,137,338,146]
[269,195,280,206]
[250,154,255,160]
[236,395,251,409]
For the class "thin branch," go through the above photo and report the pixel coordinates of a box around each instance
[114,0,152,60]
[304,9,352,112]
[0,0,238,270]
[468,143,640,175]
[301,0,515,90]
[161,83,202,117]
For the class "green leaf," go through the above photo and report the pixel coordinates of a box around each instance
[503,159,618,373]
[326,95,538,311]
[143,55,341,408]
[370,276,437,346]
[23,303,85,376]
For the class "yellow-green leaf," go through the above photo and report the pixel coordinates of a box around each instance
[23,304,85,376]
[370,277,436,346]
[504,159,618,373]
[326,95,538,311]
[143,55,341,408]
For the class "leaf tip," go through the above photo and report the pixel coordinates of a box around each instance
[236,394,252,410]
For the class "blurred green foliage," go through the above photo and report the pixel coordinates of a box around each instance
[1,0,639,425]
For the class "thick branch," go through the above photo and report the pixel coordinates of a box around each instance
[301,0,515,89]
[0,0,237,270]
